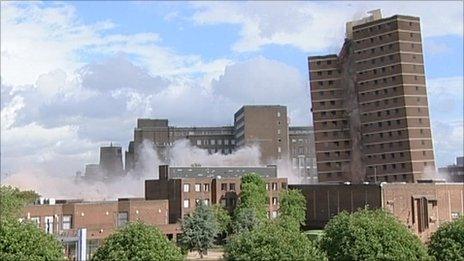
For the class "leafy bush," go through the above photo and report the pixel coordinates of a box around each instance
[0,219,64,261]
[225,221,327,261]
[428,216,464,261]
[92,222,182,260]
[321,208,430,260]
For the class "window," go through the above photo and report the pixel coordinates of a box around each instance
[195,184,201,192]
[183,199,190,208]
[277,111,281,117]
[272,197,278,205]
[30,217,40,228]
[229,183,236,191]
[203,199,210,206]
[44,216,54,234]
[117,212,128,227]
[221,183,227,191]
[211,139,215,145]
[183,184,190,192]
[266,183,270,190]
[272,183,278,191]
[195,199,201,206]
[196,140,201,146]
[62,215,72,230]
[203,183,210,192]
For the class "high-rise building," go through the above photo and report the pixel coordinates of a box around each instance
[308,10,435,183]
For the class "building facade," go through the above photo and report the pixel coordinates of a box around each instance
[145,165,287,222]
[290,181,464,241]
[123,105,316,183]
[309,10,435,183]
[21,198,179,260]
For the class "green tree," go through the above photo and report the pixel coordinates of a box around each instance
[237,173,268,221]
[180,201,219,258]
[1,185,39,219]
[225,221,327,261]
[0,218,65,261]
[278,189,306,230]
[92,222,182,261]
[428,216,464,261]
[231,207,260,234]
[321,208,430,260]
[212,204,232,242]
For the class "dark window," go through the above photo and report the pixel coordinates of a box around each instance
[221,183,227,191]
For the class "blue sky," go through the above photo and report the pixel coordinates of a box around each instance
[1,1,463,179]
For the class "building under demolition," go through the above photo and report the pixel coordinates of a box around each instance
[308,10,436,183]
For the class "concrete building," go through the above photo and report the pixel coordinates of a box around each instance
[290,181,464,241]
[145,165,287,222]
[438,156,464,182]
[289,126,318,183]
[308,10,435,183]
[21,198,179,260]
[234,105,289,163]
[82,144,124,180]
[124,105,317,183]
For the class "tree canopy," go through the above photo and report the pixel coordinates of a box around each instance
[180,201,219,258]
[321,208,430,260]
[92,222,182,261]
[237,173,268,220]
[428,216,464,261]
[278,189,306,230]
[212,204,232,241]
[225,221,327,261]
[1,185,39,219]
[0,219,65,261]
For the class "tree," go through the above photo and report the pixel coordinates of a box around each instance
[0,218,65,261]
[237,173,268,221]
[278,189,306,230]
[180,201,219,258]
[428,216,464,261]
[92,222,182,261]
[1,185,39,219]
[231,207,260,234]
[321,208,430,260]
[212,204,232,242]
[225,221,327,261]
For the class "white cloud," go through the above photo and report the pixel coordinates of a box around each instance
[1,2,230,87]
[191,1,463,53]
[427,77,464,167]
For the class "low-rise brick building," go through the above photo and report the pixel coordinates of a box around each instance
[145,165,288,222]
[290,181,464,240]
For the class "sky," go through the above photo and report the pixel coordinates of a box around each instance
[1,1,463,177]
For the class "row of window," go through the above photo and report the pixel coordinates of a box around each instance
[291,138,310,143]
[364,139,430,150]
[364,129,427,139]
[183,183,210,192]
[184,198,210,208]
[367,150,429,161]
[25,215,73,234]
[358,52,420,66]
[360,74,422,87]
[363,118,427,129]
[196,139,235,146]
[291,157,317,169]
[355,21,416,35]
[315,69,341,76]
[322,140,350,148]
[355,31,417,46]
[323,151,351,158]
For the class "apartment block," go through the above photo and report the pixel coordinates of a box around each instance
[145,165,287,222]
[308,10,435,183]
[290,181,464,241]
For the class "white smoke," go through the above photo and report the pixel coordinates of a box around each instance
[2,138,308,200]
